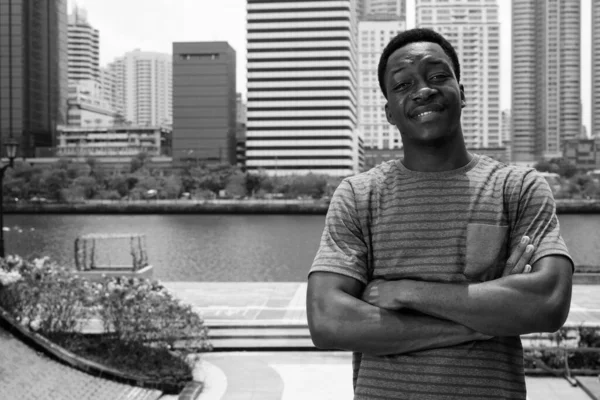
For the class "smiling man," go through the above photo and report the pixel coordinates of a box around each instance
[306,28,573,399]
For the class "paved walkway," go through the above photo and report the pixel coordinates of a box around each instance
[188,351,597,400]
[0,325,163,400]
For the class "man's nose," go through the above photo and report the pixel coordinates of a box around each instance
[411,86,437,102]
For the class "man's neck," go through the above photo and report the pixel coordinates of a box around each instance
[401,138,472,173]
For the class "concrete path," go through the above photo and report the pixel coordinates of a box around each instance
[188,351,597,400]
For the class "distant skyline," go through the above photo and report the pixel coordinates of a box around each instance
[68,0,592,133]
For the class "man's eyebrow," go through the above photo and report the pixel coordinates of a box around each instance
[389,58,451,76]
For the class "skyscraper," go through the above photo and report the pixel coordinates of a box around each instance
[67,5,99,82]
[593,0,600,137]
[246,0,362,176]
[416,0,501,149]
[172,42,236,164]
[0,0,69,157]
[360,0,406,19]
[358,19,405,149]
[512,0,581,161]
[107,50,172,126]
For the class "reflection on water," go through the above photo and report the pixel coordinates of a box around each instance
[4,214,597,281]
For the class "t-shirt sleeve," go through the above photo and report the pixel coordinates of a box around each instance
[308,179,369,285]
[507,170,574,270]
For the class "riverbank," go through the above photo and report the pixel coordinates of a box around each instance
[4,199,600,214]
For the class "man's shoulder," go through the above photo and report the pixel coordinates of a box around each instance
[476,155,538,183]
[343,160,396,193]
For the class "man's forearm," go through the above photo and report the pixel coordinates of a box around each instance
[310,289,488,356]
[396,259,572,336]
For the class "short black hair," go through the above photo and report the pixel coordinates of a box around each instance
[377,28,461,98]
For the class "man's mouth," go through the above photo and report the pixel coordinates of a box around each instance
[416,111,437,118]
[413,110,443,121]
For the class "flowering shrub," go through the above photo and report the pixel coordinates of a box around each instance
[96,276,211,351]
[0,256,91,333]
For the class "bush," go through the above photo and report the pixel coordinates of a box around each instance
[97,277,210,351]
[0,256,90,333]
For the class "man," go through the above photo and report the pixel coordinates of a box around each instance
[306,28,573,400]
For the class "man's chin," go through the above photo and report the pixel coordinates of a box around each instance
[405,133,452,148]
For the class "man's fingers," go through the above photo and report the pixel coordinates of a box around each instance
[510,244,534,275]
[502,236,530,276]
[524,264,532,273]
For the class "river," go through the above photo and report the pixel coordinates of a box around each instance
[4,214,598,282]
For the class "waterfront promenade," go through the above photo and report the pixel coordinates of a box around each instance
[158,282,600,400]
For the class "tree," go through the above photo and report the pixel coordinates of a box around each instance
[225,172,247,198]
[130,152,150,173]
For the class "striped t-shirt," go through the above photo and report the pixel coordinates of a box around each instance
[310,154,572,399]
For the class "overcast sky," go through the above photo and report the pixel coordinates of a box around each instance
[68,0,593,133]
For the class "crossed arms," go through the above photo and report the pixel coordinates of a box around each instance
[307,252,572,356]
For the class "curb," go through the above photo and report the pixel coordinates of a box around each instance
[178,381,204,400]
[0,306,185,394]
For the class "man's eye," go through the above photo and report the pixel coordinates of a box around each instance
[430,74,447,81]
[394,82,410,90]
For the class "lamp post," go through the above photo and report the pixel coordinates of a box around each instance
[0,137,19,258]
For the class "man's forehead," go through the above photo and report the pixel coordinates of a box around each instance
[387,42,451,67]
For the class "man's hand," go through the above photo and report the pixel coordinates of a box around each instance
[363,235,536,310]
[362,279,401,310]
[502,236,535,277]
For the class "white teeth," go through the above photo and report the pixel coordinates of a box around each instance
[416,111,435,117]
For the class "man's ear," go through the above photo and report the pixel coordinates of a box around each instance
[385,103,394,125]
[460,84,466,108]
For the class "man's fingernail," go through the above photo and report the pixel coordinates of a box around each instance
[526,245,533,253]
[521,237,528,244]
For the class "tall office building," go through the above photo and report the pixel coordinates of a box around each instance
[593,0,600,137]
[246,0,362,176]
[172,42,236,164]
[512,0,581,162]
[0,0,68,157]
[501,109,511,146]
[358,19,405,149]
[107,50,172,126]
[360,0,406,19]
[416,0,501,149]
[67,5,99,82]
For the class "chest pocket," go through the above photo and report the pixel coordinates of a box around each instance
[465,223,509,281]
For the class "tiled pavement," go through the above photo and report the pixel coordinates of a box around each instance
[0,325,163,400]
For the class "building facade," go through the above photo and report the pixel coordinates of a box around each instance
[246,0,362,176]
[512,0,581,162]
[593,0,600,137]
[56,125,171,158]
[67,5,99,82]
[0,0,68,157]
[360,0,406,19]
[172,42,236,165]
[416,0,501,150]
[563,137,600,171]
[67,80,116,127]
[107,50,172,126]
[358,19,405,150]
